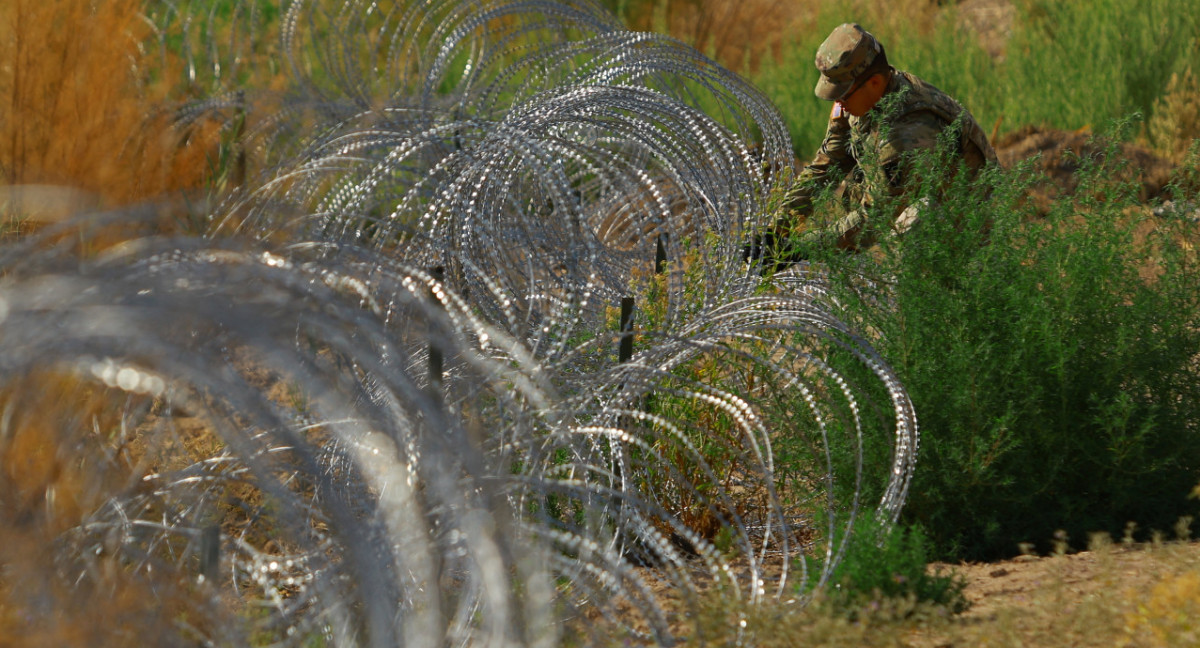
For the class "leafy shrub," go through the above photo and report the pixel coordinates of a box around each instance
[816,515,967,615]
[804,124,1200,561]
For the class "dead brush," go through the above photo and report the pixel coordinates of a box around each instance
[0,371,226,647]
[1146,65,1200,162]
[0,0,225,212]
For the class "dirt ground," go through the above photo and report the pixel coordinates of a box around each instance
[947,542,1197,618]
[993,125,1178,208]
[914,539,1200,646]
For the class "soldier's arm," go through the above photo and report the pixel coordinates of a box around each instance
[747,107,857,272]
[781,112,944,255]
[781,105,856,222]
[851,110,946,239]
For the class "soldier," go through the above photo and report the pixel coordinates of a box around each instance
[756,23,997,267]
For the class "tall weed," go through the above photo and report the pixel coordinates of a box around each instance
[0,0,227,208]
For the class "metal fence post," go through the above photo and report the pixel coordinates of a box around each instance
[618,296,635,363]
[429,266,445,389]
[655,233,667,275]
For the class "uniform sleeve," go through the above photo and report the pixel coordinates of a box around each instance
[782,106,856,219]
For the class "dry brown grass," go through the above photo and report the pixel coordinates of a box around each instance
[0,0,225,210]
[1147,66,1200,162]
[0,365,308,645]
[0,374,129,531]
[0,528,208,648]
[0,372,217,647]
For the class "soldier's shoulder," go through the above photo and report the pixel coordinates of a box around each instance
[897,71,953,100]
[891,71,962,116]
[877,113,944,164]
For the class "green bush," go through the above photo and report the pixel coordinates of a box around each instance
[816,514,967,614]
[800,124,1200,561]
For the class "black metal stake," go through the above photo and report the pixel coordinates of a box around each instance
[655,233,667,275]
[618,296,635,363]
[232,90,246,189]
[428,266,445,389]
[199,524,220,583]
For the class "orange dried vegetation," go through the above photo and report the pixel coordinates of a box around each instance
[0,0,224,209]
[0,372,206,647]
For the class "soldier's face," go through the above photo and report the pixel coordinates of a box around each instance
[839,72,889,117]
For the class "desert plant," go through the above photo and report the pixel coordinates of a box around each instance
[0,0,230,208]
[816,515,968,615]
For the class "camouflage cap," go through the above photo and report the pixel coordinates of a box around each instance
[813,23,883,101]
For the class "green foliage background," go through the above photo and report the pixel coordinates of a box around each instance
[751,0,1200,157]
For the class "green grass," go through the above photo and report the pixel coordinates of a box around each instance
[750,0,1200,157]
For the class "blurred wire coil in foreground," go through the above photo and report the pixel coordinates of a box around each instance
[0,1,918,646]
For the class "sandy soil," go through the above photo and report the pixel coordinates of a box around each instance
[923,539,1200,645]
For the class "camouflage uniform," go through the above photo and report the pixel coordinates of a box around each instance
[781,24,998,251]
